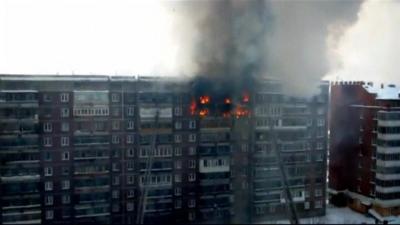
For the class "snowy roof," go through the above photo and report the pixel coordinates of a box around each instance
[363,83,400,100]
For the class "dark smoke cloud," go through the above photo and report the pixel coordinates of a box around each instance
[164,0,362,97]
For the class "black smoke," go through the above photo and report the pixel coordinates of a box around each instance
[164,0,362,104]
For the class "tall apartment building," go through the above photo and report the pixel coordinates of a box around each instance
[330,81,400,219]
[0,74,328,224]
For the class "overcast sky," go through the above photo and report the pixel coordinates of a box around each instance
[0,0,180,76]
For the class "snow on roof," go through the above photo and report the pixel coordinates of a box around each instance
[0,90,38,93]
[363,83,400,100]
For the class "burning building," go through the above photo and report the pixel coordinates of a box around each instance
[0,74,328,224]
[330,81,400,221]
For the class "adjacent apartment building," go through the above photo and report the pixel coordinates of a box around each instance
[330,81,400,219]
[0,74,328,224]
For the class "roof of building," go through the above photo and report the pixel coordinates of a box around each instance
[363,83,400,100]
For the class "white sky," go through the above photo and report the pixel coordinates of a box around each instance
[0,0,180,76]
[2,0,399,84]
[326,0,400,84]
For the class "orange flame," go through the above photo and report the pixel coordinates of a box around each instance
[199,109,209,117]
[224,98,231,104]
[222,112,231,118]
[243,93,250,103]
[190,100,197,115]
[199,96,210,104]
[235,106,250,118]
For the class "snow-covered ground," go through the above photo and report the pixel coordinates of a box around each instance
[259,204,376,224]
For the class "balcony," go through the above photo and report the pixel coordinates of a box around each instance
[1,175,40,183]
[377,133,400,141]
[74,185,110,193]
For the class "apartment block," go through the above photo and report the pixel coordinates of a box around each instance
[330,81,400,220]
[0,75,328,224]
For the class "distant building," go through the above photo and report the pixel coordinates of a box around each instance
[0,74,328,224]
[330,81,400,219]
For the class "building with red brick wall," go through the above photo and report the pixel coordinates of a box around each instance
[330,81,400,218]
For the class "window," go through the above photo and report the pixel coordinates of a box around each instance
[60,93,69,102]
[45,167,53,176]
[256,206,264,215]
[189,147,196,155]
[189,120,196,129]
[62,195,70,204]
[175,187,182,196]
[317,142,323,150]
[112,93,120,102]
[44,152,52,161]
[127,202,134,211]
[45,181,53,191]
[175,147,182,156]
[188,173,196,182]
[62,209,71,218]
[62,151,70,160]
[61,108,69,118]
[127,135,134,144]
[113,176,120,185]
[112,121,120,130]
[189,160,196,169]
[269,205,276,213]
[315,188,323,197]
[127,106,134,116]
[317,118,325,126]
[304,201,310,210]
[127,121,134,130]
[188,134,196,142]
[61,122,69,132]
[127,161,134,171]
[127,148,134,157]
[188,212,195,221]
[175,160,182,169]
[242,181,248,190]
[46,210,54,220]
[45,196,53,205]
[127,175,135,184]
[175,121,182,130]
[112,135,120,144]
[188,199,196,208]
[175,174,182,182]
[61,137,69,147]
[175,199,182,209]
[61,180,70,190]
[62,166,70,175]
[174,107,182,116]
[112,108,120,116]
[174,134,182,143]
[43,137,52,147]
[316,153,323,162]
[112,204,120,212]
[241,144,248,152]
[43,122,52,132]
[112,190,120,199]
[127,190,135,198]
[305,190,310,198]
[112,163,120,172]
[43,94,52,102]
[315,200,323,209]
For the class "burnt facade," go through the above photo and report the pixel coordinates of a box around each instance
[330,81,400,218]
[0,75,327,224]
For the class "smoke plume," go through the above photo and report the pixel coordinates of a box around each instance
[164,0,362,97]
[327,0,400,85]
